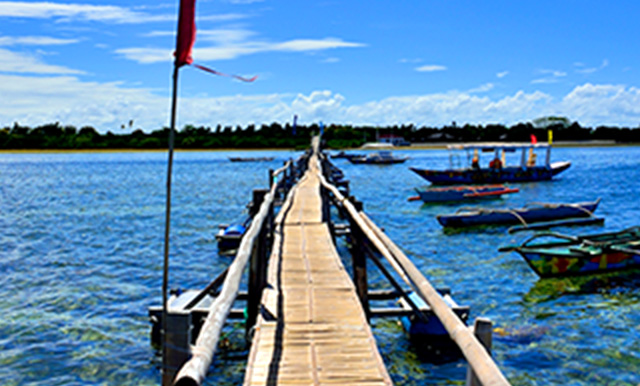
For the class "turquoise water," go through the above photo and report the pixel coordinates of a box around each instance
[1,146,639,385]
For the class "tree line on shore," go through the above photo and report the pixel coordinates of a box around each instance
[1,120,640,150]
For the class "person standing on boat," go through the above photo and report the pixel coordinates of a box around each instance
[527,151,537,167]
[471,149,480,169]
[489,157,502,169]
[471,156,480,169]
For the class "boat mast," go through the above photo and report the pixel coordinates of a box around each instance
[546,129,553,167]
[545,145,551,167]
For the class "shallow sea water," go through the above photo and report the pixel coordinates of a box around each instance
[1,146,639,385]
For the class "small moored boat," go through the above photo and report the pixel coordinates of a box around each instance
[413,184,519,203]
[348,151,408,165]
[499,226,640,277]
[215,220,249,254]
[437,199,600,228]
[229,156,274,162]
[330,151,365,160]
[400,290,469,341]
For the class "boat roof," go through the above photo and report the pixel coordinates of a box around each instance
[447,142,550,151]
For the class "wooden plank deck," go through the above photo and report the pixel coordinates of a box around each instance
[244,155,393,386]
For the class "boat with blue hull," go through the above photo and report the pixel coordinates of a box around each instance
[499,226,640,277]
[216,222,248,253]
[410,142,571,185]
[437,199,600,228]
[414,184,519,203]
[398,290,469,361]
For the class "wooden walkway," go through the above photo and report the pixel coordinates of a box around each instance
[244,153,393,385]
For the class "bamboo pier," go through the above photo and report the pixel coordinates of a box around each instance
[152,137,511,386]
[243,142,392,385]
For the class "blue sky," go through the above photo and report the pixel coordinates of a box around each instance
[1,0,639,133]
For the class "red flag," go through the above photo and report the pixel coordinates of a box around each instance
[530,134,538,144]
[192,63,257,82]
[174,0,196,67]
[173,0,257,81]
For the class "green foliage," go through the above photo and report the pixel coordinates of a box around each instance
[1,120,640,150]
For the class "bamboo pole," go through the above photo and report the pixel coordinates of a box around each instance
[162,64,180,386]
[317,170,510,386]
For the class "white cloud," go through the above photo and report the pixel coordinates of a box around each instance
[0,35,80,46]
[496,71,508,78]
[468,83,494,93]
[272,38,364,52]
[0,48,84,74]
[117,36,365,63]
[416,64,447,72]
[197,28,257,45]
[115,47,172,64]
[560,83,640,125]
[575,59,609,74]
[0,1,170,23]
[532,69,567,84]
[531,77,558,84]
[399,58,422,64]
[0,73,158,129]
[2,70,640,132]
[540,69,567,77]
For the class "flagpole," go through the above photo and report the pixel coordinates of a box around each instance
[162,63,180,385]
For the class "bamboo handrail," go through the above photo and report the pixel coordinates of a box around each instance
[172,158,302,386]
[317,166,510,386]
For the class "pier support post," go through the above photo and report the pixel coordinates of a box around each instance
[287,158,294,188]
[251,189,268,218]
[321,185,334,238]
[162,310,191,386]
[465,317,493,386]
[347,198,369,320]
[246,190,270,338]
[246,225,267,338]
[268,168,274,189]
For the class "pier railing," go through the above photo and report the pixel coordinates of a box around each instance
[167,152,310,386]
[317,154,510,386]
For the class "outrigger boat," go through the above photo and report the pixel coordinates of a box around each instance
[437,199,600,228]
[412,184,519,203]
[410,142,571,185]
[499,226,640,277]
[348,151,408,165]
[229,156,274,162]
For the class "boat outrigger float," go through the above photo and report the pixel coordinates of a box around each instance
[437,199,600,228]
[412,184,519,203]
[410,142,571,185]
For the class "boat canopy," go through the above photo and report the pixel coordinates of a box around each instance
[447,142,550,151]
[447,142,552,168]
